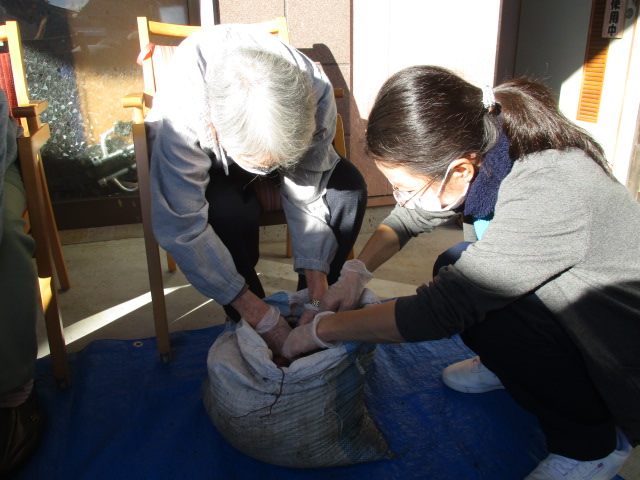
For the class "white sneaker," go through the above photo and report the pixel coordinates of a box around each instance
[442,356,504,393]
[524,428,632,480]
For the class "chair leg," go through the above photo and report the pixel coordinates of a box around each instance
[286,226,293,258]
[144,236,172,363]
[38,275,70,389]
[166,251,177,272]
[39,162,70,290]
[132,122,172,362]
[18,134,70,388]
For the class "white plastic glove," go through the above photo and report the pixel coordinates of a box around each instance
[299,285,380,327]
[320,259,373,313]
[358,288,381,309]
[285,288,311,318]
[284,288,319,327]
[297,303,319,327]
[255,306,292,357]
[281,311,340,360]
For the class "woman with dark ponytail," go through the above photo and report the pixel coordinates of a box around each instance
[283,65,640,480]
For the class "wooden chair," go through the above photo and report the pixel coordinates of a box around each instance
[0,20,71,388]
[123,16,348,363]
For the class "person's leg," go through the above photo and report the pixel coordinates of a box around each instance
[0,163,37,397]
[297,158,367,290]
[432,241,473,278]
[463,298,617,461]
[0,162,43,477]
[436,242,617,461]
[206,164,264,320]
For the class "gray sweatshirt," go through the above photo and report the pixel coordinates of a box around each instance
[390,148,640,445]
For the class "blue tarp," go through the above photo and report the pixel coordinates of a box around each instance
[16,326,623,480]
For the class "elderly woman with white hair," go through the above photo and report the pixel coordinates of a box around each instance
[145,24,367,355]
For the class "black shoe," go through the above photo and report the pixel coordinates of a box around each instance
[0,390,44,479]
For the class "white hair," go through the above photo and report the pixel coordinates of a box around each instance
[206,47,317,169]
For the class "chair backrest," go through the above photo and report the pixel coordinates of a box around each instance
[0,21,31,126]
[136,16,290,96]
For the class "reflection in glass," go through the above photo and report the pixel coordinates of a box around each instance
[0,0,189,200]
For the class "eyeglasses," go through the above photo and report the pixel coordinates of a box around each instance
[392,173,443,208]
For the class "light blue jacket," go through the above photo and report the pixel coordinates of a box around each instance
[146,25,339,305]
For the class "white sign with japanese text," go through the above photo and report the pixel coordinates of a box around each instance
[603,0,627,38]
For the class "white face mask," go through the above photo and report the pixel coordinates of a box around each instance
[400,161,469,212]
[416,180,468,212]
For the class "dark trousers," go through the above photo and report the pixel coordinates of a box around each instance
[1,163,37,394]
[434,242,617,461]
[206,158,367,320]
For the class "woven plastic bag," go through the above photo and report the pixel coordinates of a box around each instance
[203,290,390,468]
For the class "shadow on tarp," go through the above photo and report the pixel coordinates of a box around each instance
[17,326,623,480]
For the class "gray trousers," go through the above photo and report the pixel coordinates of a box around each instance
[0,162,37,395]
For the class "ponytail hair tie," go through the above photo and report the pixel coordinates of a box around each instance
[482,84,496,110]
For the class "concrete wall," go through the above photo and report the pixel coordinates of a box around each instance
[218,0,508,198]
[351,0,504,196]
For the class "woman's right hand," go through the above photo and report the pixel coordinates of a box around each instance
[282,312,338,360]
